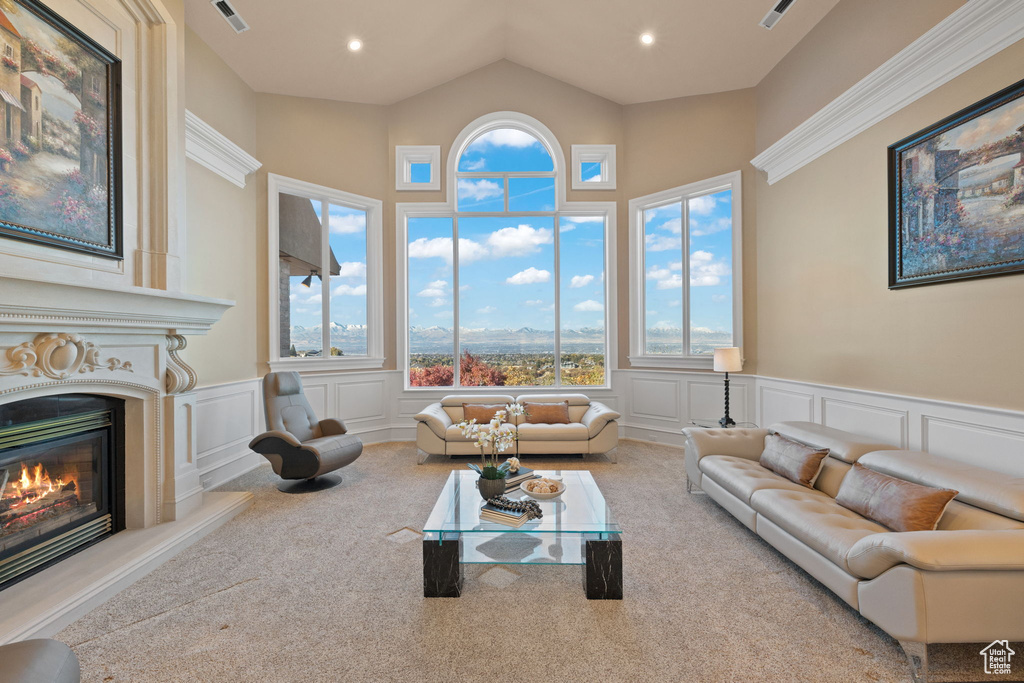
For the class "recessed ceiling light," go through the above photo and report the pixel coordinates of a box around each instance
[348,39,363,52]
[640,33,654,46]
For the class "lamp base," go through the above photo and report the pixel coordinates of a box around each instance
[718,416,736,428]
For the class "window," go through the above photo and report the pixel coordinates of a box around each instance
[268,174,384,370]
[399,113,615,389]
[395,145,441,191]
[628,171,742,368]
[3,44,12,58]
[571,144,616,190]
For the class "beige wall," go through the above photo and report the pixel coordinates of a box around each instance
[755,37,1024,411]
[622,90,758,373]
[755,0,965,153]
[183,27,260,386]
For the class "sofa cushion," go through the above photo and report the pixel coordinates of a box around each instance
[462,403,507,424]
[770,421,895,464]
[846,529,1024,579]
[698,455,812,505]
[835,463,958,532]
[760,433,829,488]
[750,488,888,573]
[516,422,589,441]
[523,401,570,424]
[515,394,590,423]
[858,450,1024,523]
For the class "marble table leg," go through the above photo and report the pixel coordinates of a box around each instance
[423,532,463,598]
[582,533,622,600]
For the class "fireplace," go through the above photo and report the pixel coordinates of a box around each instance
[0,395,125,589]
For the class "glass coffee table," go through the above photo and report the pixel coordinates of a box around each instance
[422,469,622,599]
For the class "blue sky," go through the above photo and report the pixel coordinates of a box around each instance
[407,129,606,339]
[644,189,734,350]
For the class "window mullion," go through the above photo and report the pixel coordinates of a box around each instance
[321,197,330,357]
[681,199,690,358]
[452,215,460,388]
[554,214,561,387]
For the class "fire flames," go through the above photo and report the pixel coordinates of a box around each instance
[3,463,76,508]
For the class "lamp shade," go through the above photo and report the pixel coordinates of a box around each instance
[713,347,742,373]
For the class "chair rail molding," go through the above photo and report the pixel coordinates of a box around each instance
[184,110,262,188]
[751,0,1024,184]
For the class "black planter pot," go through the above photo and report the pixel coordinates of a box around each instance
[478,476,506,500]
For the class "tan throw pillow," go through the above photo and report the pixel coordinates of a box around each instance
[523,401,571,424]
[836,463,958,532]
[759,433,829,488]
[462,403,507,423]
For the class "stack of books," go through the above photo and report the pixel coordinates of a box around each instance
[479,502,532,528]
[504,466,539,491]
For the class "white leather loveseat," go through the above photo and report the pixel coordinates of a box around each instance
[683,421,1024,682]
[414,393,620,462]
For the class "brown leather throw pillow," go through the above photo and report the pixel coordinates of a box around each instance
[462,403,507,423]
[523,401,571,424]
[759,433,829,488]
[836,463,958,532]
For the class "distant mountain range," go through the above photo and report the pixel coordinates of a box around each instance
[288,322,729,354]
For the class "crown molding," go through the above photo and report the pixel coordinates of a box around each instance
[184,110,261,188]
[751,0,1024,185]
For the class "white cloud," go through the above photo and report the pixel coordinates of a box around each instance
[428,298,446,308]
[712,294,729,303]
[417,280,450,298]
[559,224,576,233]
[305,293,322,304]
[460,284,471,291]
[408,236,487,263]
[486,224,553,257]
[690,250,731,286]
[689,195,718,216]
[645,233,681,252]
[656,274,683,290]
[464,158,486,171]
[332,284,366,296]
[524,299,544,306]
[563,216,604,223]
[469,128,540,149]
[569,274,594,288]
[659,217,682,234]
[583,173,602,182]
[506,267,551,285]
[690,217,731,237]
[458,178,504,202]
[329,212,366,234]
[337,261,366,279]
[574,299,603,312]
[477,306,497,315]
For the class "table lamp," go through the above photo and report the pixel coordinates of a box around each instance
[713,347,742,427]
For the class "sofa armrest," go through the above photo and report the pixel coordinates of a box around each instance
[581,402,620,438]
[319,418,348,436]
[847,530,1024,579]
[414,402,452,439]
[682,428,769,463]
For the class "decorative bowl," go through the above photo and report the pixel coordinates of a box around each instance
[520,478,565,500]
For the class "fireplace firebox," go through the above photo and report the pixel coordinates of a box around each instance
[0,395,125,589]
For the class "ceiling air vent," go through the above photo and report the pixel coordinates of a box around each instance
[760,0,797,30]
[211,0,249,34]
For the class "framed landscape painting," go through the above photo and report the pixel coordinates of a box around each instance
[0,0,121,258]
[889,77,1024,288]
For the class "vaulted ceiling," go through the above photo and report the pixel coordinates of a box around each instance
[184,0,841,105]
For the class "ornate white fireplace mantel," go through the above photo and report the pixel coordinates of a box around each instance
[0,274,233,527]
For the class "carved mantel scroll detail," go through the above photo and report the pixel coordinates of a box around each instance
[165,334,198,395]
[0,333,133,380]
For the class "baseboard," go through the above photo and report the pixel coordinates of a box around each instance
[0,491,253,644]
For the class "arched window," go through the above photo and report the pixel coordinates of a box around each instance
[399,112,614,388]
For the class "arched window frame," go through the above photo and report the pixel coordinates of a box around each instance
[397,111,616,391]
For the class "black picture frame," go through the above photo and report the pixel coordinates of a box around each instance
[888,77,1024,288]
[0,0,122,259]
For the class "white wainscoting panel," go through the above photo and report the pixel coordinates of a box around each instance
[687,380,748,423]
[194,379,263,490]
[301,382,329,421]
[629,377,680,421]
[821,397,908,448]
[758,385,814,427]
[922,415,1024,477]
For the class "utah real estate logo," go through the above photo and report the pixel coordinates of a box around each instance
[980,640,1016,676]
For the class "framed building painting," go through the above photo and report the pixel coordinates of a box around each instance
[0,0,121,259]
[889,77,1024,288]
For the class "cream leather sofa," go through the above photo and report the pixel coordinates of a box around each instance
[684,421,1024,682]
[414,393,620,463]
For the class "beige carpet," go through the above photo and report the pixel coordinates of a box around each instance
[57,441,995,682]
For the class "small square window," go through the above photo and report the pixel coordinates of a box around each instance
[396,145,441,191]
[571,145,616,190]
[410,162,431,184]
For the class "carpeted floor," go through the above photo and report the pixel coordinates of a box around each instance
[57,441,994,682]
